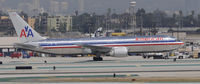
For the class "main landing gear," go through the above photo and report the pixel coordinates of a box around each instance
[93,53,103,61]
[93,57,103,61]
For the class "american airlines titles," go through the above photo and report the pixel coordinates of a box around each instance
[135,37,163,41]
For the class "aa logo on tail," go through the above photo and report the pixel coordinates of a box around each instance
[20,26,34,38]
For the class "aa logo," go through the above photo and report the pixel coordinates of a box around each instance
[20,26,34,38]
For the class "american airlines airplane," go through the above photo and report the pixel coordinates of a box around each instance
[9,12,184,61]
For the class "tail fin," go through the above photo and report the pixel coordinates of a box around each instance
[9,12,44,43]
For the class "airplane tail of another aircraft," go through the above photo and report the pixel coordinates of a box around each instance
[9,12,45,43]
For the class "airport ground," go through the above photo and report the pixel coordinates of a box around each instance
[1,56,200,83]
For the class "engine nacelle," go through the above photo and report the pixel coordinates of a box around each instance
[109,47,129,57]
[82,48,92,54]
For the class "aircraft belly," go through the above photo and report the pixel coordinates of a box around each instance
[128,45,181,53]
[44,48,83,54]
[41,44,181,54]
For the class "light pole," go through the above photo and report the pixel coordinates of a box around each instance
[178,10,183,40]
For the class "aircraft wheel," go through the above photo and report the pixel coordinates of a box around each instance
[93,57,103,61]
[99,57,103,61]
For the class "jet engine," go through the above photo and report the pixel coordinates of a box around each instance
[82,48,92,54]
[109,47,129,57]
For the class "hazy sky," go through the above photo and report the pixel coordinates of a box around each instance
[0,0,199,14]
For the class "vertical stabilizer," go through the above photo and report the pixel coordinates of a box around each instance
[9,12,44,43]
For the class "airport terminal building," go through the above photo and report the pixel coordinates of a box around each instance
[0,37,20,56]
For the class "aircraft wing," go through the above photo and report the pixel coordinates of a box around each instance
[80,44,112,53]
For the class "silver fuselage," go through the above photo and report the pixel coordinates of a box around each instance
[20,35,184,55]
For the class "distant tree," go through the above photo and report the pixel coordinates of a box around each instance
[119,13,131,29]
[172,13,178,27]
[75,10,79,16]
[19,11,28,21]
[70,8,200,33]
[196,29,200,33]
[39,12,49,17]
[72,13,97,33]
[51,28,57,32]
[153,9,167,27]
[197,14,200,27]
[143,13,155,28]
[136,8,146,28]
[36,12,49,34]
[183,11,196,27]
[59,22,67,33]
[0,10,7,16]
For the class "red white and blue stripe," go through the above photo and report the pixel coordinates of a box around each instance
[37,35,184,49]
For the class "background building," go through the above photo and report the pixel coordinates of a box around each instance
[27,17,36,29]
[0,16,13,36]
[47,15,73,33]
